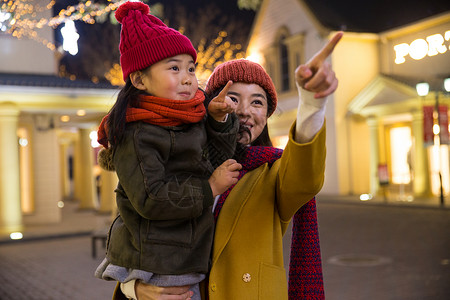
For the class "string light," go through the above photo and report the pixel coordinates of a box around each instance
[196,31,245,87]
[1,0,125,51]
[1,1,246,86]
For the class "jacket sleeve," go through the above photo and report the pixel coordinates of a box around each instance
[205,113,239,169]
[113,125,214,221]
[276,121,326,222]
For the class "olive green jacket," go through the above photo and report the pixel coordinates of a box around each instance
[106,115,238,275]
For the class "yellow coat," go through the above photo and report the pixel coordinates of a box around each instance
[202,123,326,300]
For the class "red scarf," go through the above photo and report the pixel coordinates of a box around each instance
[97,90,205,148]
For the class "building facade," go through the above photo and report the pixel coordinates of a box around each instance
[245,0,450,203]
[0,4,118,236]
[1,0,449,236]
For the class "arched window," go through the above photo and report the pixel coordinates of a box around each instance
[279,34,289,92]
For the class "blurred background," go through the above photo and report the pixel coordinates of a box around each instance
[0,0,449,299]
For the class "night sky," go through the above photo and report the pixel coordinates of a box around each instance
[303,0,450,33]
[52,0,449,80]
[53,0,255,81]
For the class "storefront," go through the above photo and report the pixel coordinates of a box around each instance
[347,14,450,202]
[245,0,450,203]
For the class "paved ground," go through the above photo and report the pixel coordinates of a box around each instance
[0,236,116,300]
[0,198,449,299]
[315,201,450,300]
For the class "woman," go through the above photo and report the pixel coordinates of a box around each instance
[121,32,343,300]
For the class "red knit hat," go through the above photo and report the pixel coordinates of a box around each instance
[115,1,197,80]
[205,59,277,116]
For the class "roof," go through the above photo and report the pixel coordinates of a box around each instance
[0,73,116,90]
[303,0,450,33]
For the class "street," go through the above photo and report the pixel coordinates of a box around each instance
[315,201,450,300]
[0,201,449,299]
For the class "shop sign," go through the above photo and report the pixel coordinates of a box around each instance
[394,30,450,64]
[423,106,434,145]
[439,105,449,144]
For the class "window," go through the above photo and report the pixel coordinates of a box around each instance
[279,34,289,92]
[389,126,412,184]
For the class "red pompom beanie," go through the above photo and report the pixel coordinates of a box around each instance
[115,1,197,80]
[205,59,277,116]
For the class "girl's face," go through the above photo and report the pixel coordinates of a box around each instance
[138,54,198,100]
[227,82,268,144]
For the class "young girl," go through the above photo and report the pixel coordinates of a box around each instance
[94,2,240,299]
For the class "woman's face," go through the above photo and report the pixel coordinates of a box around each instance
[227,82,268,144]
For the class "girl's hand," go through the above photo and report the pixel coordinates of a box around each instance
[208,159,242,197]
[135,281,193,300]
[295,32,343,99]
[208,81,236,121]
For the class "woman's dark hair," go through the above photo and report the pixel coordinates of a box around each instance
[205,84,274,160]
[106,79,144,148]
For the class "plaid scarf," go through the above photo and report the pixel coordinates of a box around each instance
[213,146,324,299]
[289,198,325,299]
[213,146,283,220]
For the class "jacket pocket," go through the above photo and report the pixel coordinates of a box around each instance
[258,262,288,300]
[146,219,194,247]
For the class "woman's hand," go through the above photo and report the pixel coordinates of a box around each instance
[208,80,236,122]
[135,281,194,300]
[295,32,343,99]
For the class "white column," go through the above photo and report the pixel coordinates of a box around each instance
[367,117,380,196]
[0,102,22,235]
[74,128,97,209]
[25,114,62,224]
[59,139,71,199]
[98,168,118,214]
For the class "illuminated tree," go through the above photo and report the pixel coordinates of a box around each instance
[237,0,262,10]
[1,0,254,86]
[102,1,250,87]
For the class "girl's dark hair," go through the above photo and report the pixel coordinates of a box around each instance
[205,85,274,160]
[106,79,144,148]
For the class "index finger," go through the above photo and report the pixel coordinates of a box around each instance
[216,80,233,101]
[309,31,343,65]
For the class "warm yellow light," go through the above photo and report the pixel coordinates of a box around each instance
[271,135,289,149]
[60,115,70,122]
[19,138,28,147]
[394,43,409,64]
[426,34,447,56]
[444,78,450,93]
[416,82,429,96]
[393,30,450,64]
[359,194,372,201]
[10,232,23,240]
[433,124,440,135]
[90,130,100,148]
[409,39,428,60]
[390,127,412,184]
[246,52,263,65]
[76,109,86,116]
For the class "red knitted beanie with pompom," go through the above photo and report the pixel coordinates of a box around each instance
[115,1,197,80]
[205,59,278,116]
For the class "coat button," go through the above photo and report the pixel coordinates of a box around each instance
[210,283,217,292]
[242,273,251,283]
